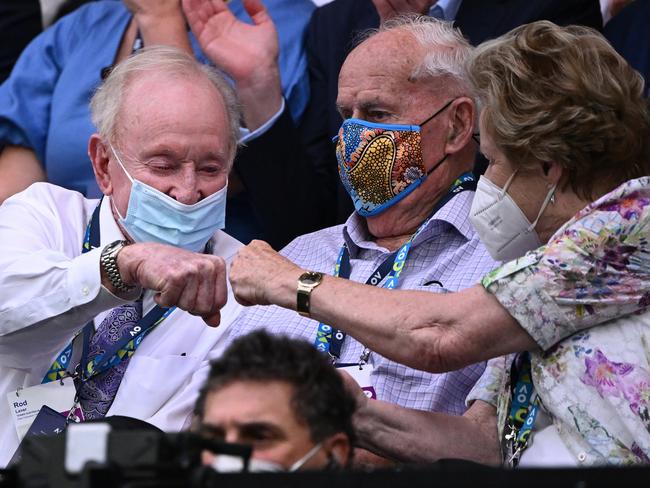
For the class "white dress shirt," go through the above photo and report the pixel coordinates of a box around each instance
[0,183,243,467]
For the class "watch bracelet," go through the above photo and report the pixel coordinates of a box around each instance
[101,241,135,293]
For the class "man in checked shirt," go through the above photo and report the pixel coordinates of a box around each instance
[214,16,497,463]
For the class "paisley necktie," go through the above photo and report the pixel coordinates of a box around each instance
[77,300,142,419]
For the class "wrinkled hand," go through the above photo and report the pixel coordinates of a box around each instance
[338,371,394,467]
[183,0,278,84]
[229,240,302,308]
[183,0,282,130]
[371,0,435,22]
[117,243,227,327]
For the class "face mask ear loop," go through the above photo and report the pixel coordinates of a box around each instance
[288,442,323,472]
[500,168,519,199]
[425,153,450,177]
[527,183,557,232]
[110,197,126,222]
[417,98,456,128]
[108,143,136,221]
[109,143,135,184]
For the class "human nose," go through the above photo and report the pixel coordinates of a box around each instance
[223,428,241,445]
[168,164,200,205]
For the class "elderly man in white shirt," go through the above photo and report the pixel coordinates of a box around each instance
[0,46,242,467]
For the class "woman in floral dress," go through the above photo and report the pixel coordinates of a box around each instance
[228,20,650,466]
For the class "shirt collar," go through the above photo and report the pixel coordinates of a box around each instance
[342,189,478,258]
[429,0,463,21]
[412,190,477,246]
[341,213,372,258]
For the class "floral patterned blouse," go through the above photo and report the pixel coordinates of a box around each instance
[467,176,650,466]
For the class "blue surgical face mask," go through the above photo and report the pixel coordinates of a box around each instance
[110,144,227,252]
[334,99,454,217]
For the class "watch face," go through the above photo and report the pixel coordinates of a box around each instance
[300,272,322,285]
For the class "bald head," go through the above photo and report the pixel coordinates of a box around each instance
[337,20,470,124]
[339,30,436,121]
[346,16,473,94]
[90,45,241,163]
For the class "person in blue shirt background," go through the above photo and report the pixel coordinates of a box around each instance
[0,0,313,243]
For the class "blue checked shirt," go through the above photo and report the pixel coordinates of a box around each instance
[223,191,498,414]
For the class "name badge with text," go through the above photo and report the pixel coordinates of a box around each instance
[6,377,81,440]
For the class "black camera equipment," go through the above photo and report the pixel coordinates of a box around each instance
[4,423,650,488]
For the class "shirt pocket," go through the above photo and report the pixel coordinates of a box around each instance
[108,354,201,420]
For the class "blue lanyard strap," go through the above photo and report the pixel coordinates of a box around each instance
[314,240,409,359]
[314,172,477,361]
[505,352,539,466]
[79,305,173,380]
[43,343,75,383]
[43,200,174,384]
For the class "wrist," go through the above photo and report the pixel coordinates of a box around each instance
[274,267,305,311]
[133,9,185,27]
[352,400,376,450]
[296,271,324,318]
[237,69,283,131]
[134,12,191,49]
[235,62,281,92]
[114,242,139,287]
[100,240,138,296]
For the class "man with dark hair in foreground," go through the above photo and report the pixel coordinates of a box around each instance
[194,331,355,472]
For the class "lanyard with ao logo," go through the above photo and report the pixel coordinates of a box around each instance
[42,201,174,385]
[314,172,477,363]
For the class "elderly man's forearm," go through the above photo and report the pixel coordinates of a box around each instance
[355,399,501,465]
[0,146,45,204]
[135,10,192,54]
[307,277,536,372]
[236,69,283,132]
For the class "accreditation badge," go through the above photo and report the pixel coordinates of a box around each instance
[6,377,82,441]
[336,363,377,400]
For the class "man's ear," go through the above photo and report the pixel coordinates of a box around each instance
[323,432,351,468]
[444,96,475,155]
[89,134,113,196]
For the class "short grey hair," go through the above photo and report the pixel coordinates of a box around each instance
[90,45,242,164]
[364,15,474,94]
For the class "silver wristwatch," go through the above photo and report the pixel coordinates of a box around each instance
[100,240,135,293]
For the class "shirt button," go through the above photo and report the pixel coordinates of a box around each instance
[81,286,90,296]
[577,452,587,462]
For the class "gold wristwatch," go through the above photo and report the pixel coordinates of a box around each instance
[297,271,323,318]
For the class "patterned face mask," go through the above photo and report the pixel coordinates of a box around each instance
[335,99,455,217]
